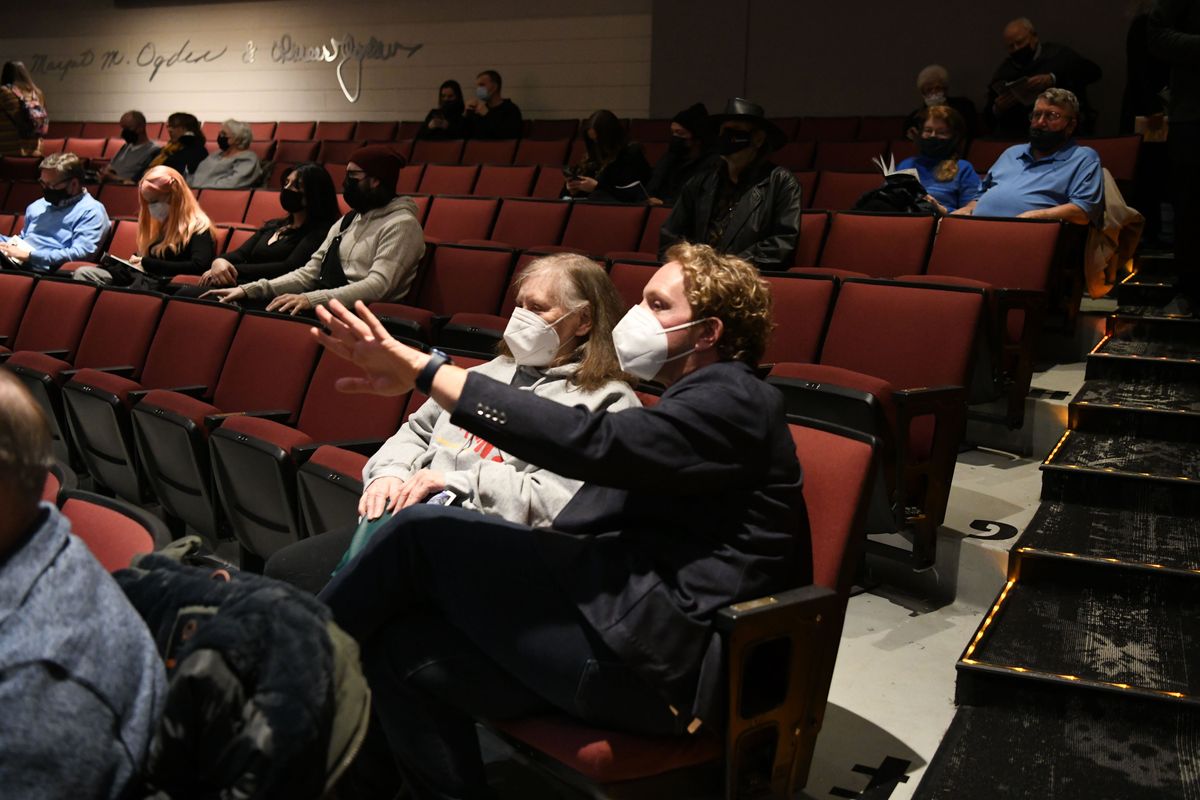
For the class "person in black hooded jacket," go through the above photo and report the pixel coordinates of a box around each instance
[647,102,720,206]
[659,97,802,270]
[417,80,466,141]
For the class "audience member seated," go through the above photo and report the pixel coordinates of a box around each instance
[309,243,809,799]
[660,98,802,269]
[99,110,161,184]
[418,79,467,140]
[188,119,261,189]
[0,153,109,273]
[898,105,982,214]
[0,371,165,799]
[985,17,1102,138]
[204,145,424,314]
[957,88,1102,225]
[146,112,208,178]
[903,64,978,142]
[564,109,652,203]
[188,162,339,291]
[464,69,523,140]
[74,165,215,286]
[0,61,47,157]
[264,253,641,594]
[647,102,718,206]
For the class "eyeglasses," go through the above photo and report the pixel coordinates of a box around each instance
[345,170,366,180]
[1029,110,1068,123]
[38,178,68,189]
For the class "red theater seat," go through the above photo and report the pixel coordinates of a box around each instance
[60,490,170,572]
[396,163,425,194]
[275,121,316,140]
[557,204,647,256]
[411,139,465,165]
[275,140,321,165]
[65,138,106,160]
[0,272,36,346]
[473,164,537,197]
[813,140,887,173]
[417,164,479,195]
[760,272,837,365]
[196,189,252,225]
[422,196,498,244]
[810,171,885,211]
[317,140,365,165]
[81,122,122,139]
[773,141,816,171]
[477,198,569,251]
[461,139,518,165]
[526,119,578,140]
[314,121,357,140]
[0,279,97,362]
[244,190,282,227]
[797,116,860,141]
[97,183,142,219]
[817,211,935,277]
[607,261,659,309]
[966,139,1018,174]
[514,139,570,166]
[354,121,398,141]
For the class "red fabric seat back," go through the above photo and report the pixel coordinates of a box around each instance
[65,138,107,159]
[795,210,829,267]
[248,140,277,161]
[97,183,141,219]
[275,140,320,165]
[889,138,917,162]
[317,140,365,165]
[473,165,537,197]
[966,139,1019,174]
[797,117,860,141]
[423,197,498,243]
[514,139,570,166]
[818,212,935,278]
[773,141,816,171]
[105,219,140,260]
[355,121,398,141]
[790,422,876,593]
[61,496,155,572]
[813,140,887,172]
[1078,136,1139,182]
[244,190,283,228]
[211,313,320,416]
[762,274,836,364]
[530,167,566,199]
[297,350,411,442]
[462,139,518,166]
[396,164,425,194]
[926,216,1059,291]
[275,121,316,140]
[411,139,465,165]
[0,158,39,181]
[38,139,66,155]
[225,228,256,253]
[5,182,43,213]
[637,205,673,256]
[139,298,241,390]
[489,199,570,250]
[80,122,121,138]
[0,212,15,235]
[247,122,276,140]
[810,172,881,211]
[314,121,356,140]
[196,189,251,225]
[47,121,83,139]
[561,205,647,255]
[12,280,98,357]
[608,262,659,309]
[820,280,982,391]
[73,289,163,373]
[526,120,578,140]
[628,119,671,142]
[792,171,818,210]
[418,164,479,195]
[417,244,513,316]
[0,272,36,343]
[857,116,907,140]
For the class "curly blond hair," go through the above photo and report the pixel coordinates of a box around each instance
[666,242,773,366]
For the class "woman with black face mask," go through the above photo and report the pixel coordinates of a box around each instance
[189,118,261,189]
[896,105,982,214]
[188,163,339,290]
[418,80,466,140]
[646,102,718,206]
[563,109,652,203]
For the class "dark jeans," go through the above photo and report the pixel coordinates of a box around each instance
[1170,121,1200,299]
[319,505,678,800]
[264,524,355,594]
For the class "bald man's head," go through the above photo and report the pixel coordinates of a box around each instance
[0,371,52,548]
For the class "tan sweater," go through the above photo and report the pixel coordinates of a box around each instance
[242,195,425,307]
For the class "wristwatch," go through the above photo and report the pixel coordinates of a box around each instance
[416,348,452,394]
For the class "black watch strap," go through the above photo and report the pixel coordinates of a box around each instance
[415,349,451,394]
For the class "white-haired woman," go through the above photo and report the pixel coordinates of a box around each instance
[903,64,979,141]
[188,118,261,189]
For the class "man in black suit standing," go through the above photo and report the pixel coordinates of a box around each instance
[316,243,810,799]
[985,17,1103,137]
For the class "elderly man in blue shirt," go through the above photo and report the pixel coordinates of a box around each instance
[0,152,110,272]
[955,88,1103,226]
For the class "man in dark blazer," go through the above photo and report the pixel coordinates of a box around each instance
[316,243,810,799]
[659,98,803,270]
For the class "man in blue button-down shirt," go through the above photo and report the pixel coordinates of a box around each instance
[956,88,1103,226]
[0,152,109,272]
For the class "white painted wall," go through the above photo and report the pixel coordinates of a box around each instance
[3,0,652,123]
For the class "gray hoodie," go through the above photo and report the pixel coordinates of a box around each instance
[364,357,640,527]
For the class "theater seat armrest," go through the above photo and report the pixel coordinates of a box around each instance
[128,384,208,404]
[203,408,291,428]
[60,365,136,379]
[715,585,838,633]
[292,438,386,463]
[38,349,70,359]
[0,335,7,346]
[892,385,965,417]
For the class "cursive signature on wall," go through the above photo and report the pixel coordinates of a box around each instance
[29,39,228,82]
[270,33,423,103]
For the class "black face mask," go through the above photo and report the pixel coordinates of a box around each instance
[718,130,754,156]
[1010,44,1036,67]
[42,187,69,205]
[280,188,305,213]
[668,135,690,156]
[217,134,230,152]
[918,136,957,160]
[121,128,138,144]
[343,176,389,212]
[441,99,464,117]
[1028,126,1068,153]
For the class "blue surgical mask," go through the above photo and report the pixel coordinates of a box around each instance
[475,85,491,102]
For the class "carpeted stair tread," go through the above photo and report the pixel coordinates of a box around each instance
[1094,336,1200,363]
[1114,304,1199,322]
[913,684,1200,800]
[1073,378,1200,416]
[1043,430,1200,483]
[967,573,1200,695]
[1016,500,1200,574]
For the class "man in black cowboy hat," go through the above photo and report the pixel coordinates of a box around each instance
[659,97,802,269]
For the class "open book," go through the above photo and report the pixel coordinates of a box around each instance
[991,77,1039,106]
[872,152,918,178]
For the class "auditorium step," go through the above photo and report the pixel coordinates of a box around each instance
[1069,377,1200,440]
[1085,328,1200,383]
[1041,430,1200,509]
[911,682,1200,800]
[1013,500,1200,578]
[1114,270,1178,308]
[956,560,1200,707]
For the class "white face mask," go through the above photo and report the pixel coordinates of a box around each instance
[147,201,169,222]
[503,306,576,367]
[924,92,947,107]
[611,304,708,381]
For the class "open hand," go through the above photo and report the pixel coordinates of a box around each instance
[313,299,424,396]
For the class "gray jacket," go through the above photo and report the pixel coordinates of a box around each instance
[365,357,640,527]
[188,149,261,189]
[0,504,166,798]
